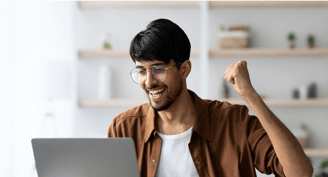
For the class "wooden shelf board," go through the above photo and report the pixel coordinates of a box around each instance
[219,98,328,107]
[304,148,328,157]
[79,99,148,107]
[79,98,328,107]
[79,49,129,58]
[78,1,200,9]
[79,48,200,58]
[209,1,328,8]
[78,1,328,9]
[210,48,328,57]
[79,48,328,58]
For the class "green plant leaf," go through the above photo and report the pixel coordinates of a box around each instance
[288,33,295,41]
[308,35,314,43]
[321,161,328,169]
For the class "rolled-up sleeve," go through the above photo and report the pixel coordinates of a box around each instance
[239,105,285,177]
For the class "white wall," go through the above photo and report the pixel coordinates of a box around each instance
[0,2,15,176]
[0,2,77,176]
[75,4,328,177]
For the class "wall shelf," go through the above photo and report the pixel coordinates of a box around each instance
[79,99,148,107]
[79,98,328,107]
[79,48,328,58]
[79,49,130,58]
[78,1,200,9]
[209,1,328,8]
[78,48,200,58]
[209,48,328,58]
[222,98,328,107]
[304,148,328,157]
[78,1,328,9]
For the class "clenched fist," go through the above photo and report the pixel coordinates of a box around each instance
[223,60,256,99]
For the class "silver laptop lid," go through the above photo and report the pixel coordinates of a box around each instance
[32,138,140,177]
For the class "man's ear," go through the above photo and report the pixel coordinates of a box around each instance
[179,60,191,79]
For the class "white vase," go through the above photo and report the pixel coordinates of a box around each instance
[98,65,113,99]
[299,85,307,100]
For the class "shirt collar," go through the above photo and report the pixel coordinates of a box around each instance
[144,104,156,143]
[143,89,212,143]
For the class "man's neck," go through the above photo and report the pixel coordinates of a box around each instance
[155,89,196,135]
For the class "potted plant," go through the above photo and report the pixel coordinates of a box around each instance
[315,160,328,177]
[288,32,295,49]
[308,35,315,49]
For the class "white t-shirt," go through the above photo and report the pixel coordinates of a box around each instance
[155,127,199,177]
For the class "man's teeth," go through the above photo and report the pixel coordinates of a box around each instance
[150,88,165,95]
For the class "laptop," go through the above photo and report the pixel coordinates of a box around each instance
[31,138,140,177]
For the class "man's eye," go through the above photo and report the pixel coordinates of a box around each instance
[138,70,146,75]
[154,67,165,73]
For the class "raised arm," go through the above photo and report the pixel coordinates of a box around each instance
[223,60,313,177]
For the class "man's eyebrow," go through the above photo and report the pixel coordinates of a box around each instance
[136,62,165,68]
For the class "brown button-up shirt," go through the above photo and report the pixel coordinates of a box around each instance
[107,90,285,177]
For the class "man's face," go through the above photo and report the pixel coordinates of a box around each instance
[135,59,184,111]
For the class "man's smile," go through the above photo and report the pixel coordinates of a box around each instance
[149,88,166,100]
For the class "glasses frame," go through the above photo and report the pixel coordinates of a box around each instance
[130,62,183,84]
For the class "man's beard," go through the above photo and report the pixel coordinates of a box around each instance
[148,77,183,112]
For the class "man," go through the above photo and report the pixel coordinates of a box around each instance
[107,18,313,177]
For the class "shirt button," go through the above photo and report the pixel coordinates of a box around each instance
[152,159,156,163]
[197,161,201,165]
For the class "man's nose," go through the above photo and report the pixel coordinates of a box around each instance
[145,70,156,86]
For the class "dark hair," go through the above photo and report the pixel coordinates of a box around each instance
[129,18,191,69]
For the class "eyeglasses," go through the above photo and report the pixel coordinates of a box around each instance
[130,62,182,84]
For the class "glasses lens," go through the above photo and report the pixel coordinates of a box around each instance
[131,66,168,84]
[131,69,144,84]
[152,66,167,82]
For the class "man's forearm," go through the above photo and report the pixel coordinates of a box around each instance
[243,90,313,177]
